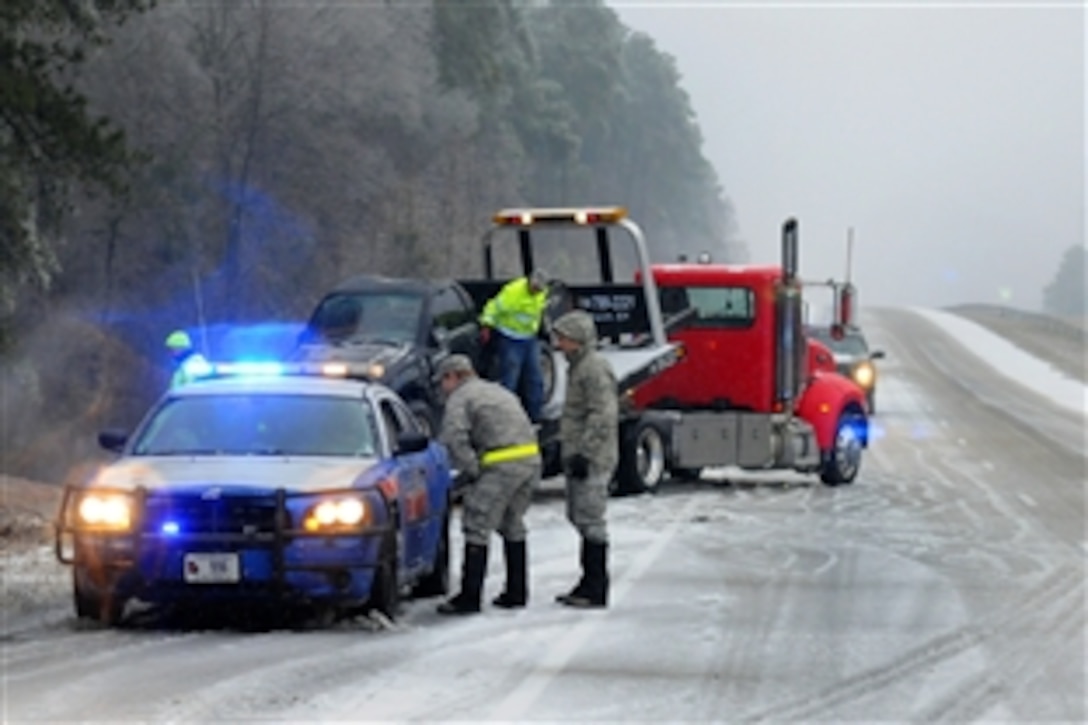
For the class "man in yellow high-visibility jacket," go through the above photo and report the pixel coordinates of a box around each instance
[478,268,550,423]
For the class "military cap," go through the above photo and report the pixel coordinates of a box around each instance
[529,268,550,289]
[434,353,476,381]
[552,309,597,345]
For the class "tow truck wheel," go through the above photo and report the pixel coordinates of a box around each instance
[616,420,668,495]
[819,413,864,486]
[412,508,450,598]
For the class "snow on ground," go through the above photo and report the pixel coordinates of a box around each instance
[909,306,1087,415]
[2,306,1083,637]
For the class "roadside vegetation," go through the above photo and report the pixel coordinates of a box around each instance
[0,0,742,485]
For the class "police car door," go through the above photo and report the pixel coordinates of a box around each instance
[379,395,431,573]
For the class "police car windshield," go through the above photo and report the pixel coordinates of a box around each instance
[309,291,424,345]
[131,394,377,457]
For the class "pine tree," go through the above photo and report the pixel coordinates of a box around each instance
[1042,245,1086,317]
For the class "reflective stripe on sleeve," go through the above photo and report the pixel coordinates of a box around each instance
[480,442,541,466]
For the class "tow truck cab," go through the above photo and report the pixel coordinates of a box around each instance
[625,220,870,490]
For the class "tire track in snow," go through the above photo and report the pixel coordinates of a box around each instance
[737,564,1082,723]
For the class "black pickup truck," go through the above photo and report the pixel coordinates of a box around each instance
[292,274,558,439]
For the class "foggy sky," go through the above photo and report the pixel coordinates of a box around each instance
[611,2,1084,310]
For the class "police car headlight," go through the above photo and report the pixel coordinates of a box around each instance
[852,362,875,388]
[77,492,134,531]
[303,497,368,532]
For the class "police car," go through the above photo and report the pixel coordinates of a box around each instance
[55,361,454,627]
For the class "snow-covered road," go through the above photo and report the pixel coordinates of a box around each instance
[3,307,1084,722]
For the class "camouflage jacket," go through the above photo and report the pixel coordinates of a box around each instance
[560,346,619,474]
[440,377,538,480]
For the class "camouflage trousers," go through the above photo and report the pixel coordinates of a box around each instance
[461,457,541,547]
[565,470,611,544]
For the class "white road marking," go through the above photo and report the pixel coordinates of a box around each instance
[488,494,703,720]
[1017,493,1037,508]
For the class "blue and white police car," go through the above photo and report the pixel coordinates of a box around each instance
[55,361,454,627]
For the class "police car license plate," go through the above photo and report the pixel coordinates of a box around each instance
[183,553,240,583]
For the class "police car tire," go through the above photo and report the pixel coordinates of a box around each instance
[366,537,400,619]
[412,508,450,598]
[73,575,99,620]
[73,568,124,626]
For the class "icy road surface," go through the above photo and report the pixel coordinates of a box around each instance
[3,307,1085,722]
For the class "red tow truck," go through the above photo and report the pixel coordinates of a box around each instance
[620,219,871,493]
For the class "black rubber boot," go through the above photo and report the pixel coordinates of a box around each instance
[555,539,591,604]
[561,541,608,609]
[492,539,528,609]
[437,543,488,615]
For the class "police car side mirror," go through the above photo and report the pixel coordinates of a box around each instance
[870,350,885,360]
[395,431,430,455]
[98,429,128,453]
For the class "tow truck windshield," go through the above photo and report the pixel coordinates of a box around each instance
[659,285,756,328]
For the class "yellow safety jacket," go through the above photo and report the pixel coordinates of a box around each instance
[480,278,547,339]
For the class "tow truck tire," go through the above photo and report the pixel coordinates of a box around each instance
[366,536,400,620]
[819,412,864,486]
[412,508,450,598]
[615,419,668,495]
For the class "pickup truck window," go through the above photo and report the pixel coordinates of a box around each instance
[660,286,756,329]
[431,285,474,333]
[311,292,424,344]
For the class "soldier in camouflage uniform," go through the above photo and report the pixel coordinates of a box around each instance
[551,310,618,608]
[434,354,542,615]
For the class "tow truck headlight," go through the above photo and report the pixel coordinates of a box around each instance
[303,497,369,532]
[852,362,875,388]
[77,492,134,531]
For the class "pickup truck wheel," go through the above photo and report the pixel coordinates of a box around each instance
[819,413,864,486]
[616,420,668,495]
[407,400,437,438]
[539,341,556,404]
[411,508,450,598]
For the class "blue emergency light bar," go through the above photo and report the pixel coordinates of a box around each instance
[186,358,385,382]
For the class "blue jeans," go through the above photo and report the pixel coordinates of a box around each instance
[497,333,543,423]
